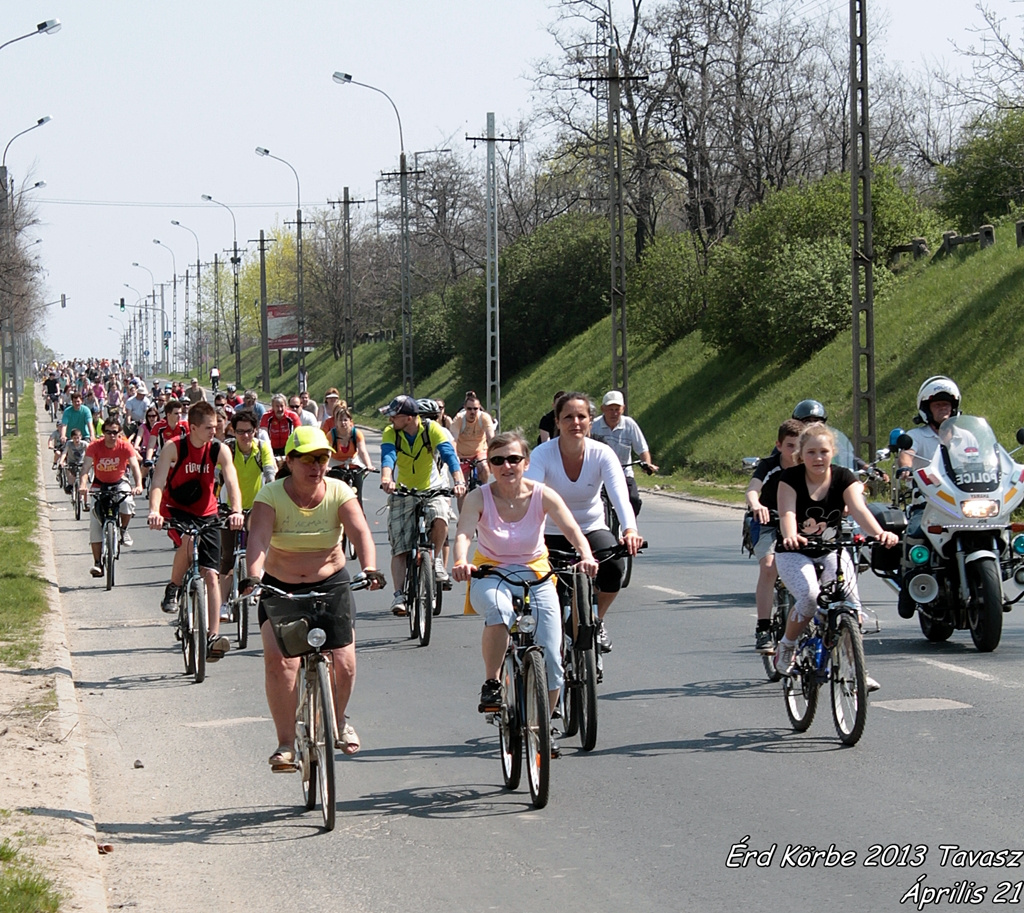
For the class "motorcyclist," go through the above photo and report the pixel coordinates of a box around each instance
[792,399,888,483]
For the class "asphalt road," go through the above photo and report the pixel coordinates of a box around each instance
[46,427,1024,913]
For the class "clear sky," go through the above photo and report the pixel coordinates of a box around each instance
[3,0,1016,362]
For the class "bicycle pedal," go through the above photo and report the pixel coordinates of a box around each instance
[478,702,501,714]
[441,580,453,591]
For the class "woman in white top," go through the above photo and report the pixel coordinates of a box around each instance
[525,392,643,653]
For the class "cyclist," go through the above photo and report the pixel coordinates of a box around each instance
[217,408,276,622]
[242,389,267,421]
[317,388,341,424]
[145,399,189,464]
[451,390,496,501]
[225,384,243,408]
[43,371,61,416]
[244,426,383,769]
[379,394,465,615]
[147,401,244,662]
[773,423,898,676]
[590,389,658,520]
[537,391,564,445]
[452,431,598,724]
[209,366,220,393]
[133,406,162,489]
[260,394,303,461]
[213,391,234,418]
[58,427,88,494]
[60,391,94,446]
[79,416,143,577]
[745,419,802,652]
[123,384,152,429]
[525,391,642,654]
[326,407,374,472]
[289,394,318,427]
[185,378,207,406]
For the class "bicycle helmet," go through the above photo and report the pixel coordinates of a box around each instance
[226,384,236,393]
[792,399,827,424]
[416,398,440,418]
[917,375,960,425]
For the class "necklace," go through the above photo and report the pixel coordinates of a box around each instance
[288,477,323,509]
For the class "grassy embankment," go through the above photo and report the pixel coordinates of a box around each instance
[223,221,1024,502]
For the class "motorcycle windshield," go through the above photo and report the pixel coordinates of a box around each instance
[936,415,1001,493]
[831,428,857,470]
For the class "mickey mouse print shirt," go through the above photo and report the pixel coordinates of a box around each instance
[777,464,859,557]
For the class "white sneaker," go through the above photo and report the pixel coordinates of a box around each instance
[866,674,880,693]
[774,642,795,676]
[434,557,449,582]
[89,564,103,578]
[120,530,133,547]
[220,603,231,622]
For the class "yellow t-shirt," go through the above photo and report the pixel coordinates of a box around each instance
[253,476,356,552]
[224,439,275,509]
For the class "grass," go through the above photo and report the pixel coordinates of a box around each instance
[0,389,49,665]
[0,837,62,913]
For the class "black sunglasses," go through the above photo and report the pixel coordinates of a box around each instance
[488,454,525,467]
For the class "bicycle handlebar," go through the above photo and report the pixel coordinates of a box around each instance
[164,514,226,536]
[243,571,384,598]
[547,540,647,568]
[390,485,455,499]
[469,565,558,587]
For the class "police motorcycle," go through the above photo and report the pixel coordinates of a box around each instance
[866,417,1024,652]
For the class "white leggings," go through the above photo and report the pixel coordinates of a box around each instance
[774,550,860,623]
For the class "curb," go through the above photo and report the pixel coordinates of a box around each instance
[32,388,109,913]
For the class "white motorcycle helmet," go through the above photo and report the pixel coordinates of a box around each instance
[917,375,961,425]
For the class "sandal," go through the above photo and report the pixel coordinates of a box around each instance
[268,745,297,772]
[335,723,360,755]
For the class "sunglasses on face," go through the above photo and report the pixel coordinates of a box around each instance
[488,454,525,467]
[296,452,330,465]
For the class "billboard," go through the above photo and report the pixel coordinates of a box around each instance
[267,302,298,350]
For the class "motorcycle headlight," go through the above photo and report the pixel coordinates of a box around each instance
[909,544,931,566]
[517,614,537,635]
[1013,534,1024,556]
[961,499,1000,519]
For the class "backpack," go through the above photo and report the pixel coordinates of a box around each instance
[329,424,359,453]
[166,435,221,506]
[394,418,435,466]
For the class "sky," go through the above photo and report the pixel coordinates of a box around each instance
[4,0,1020,362]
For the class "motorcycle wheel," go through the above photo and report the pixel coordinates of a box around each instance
[967,559,1002,653]
[918,611,954,643]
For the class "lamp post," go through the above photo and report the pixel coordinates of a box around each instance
[0,19,61,54]
[255,146,305,390]
[153,239,177,374]
[2,116,51,168]
[131,262,159,374]
[171,219,201,376]
[201,194,242,387]
[333,70,413,394]
[123,284,144,371]
[1,118,52,249]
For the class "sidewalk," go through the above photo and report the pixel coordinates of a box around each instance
[0,394,107,912]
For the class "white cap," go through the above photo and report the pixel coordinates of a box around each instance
[602,390,624,407]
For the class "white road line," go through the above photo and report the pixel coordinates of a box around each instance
[646,585,689,598]
[184,716,270,728]
[917,658,1024,689]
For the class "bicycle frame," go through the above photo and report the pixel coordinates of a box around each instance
[393,486,453,647]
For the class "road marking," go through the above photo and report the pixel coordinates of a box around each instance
[874,698,971,712]
[916,658,1024,690]
[646,585,689,598]
[184,716,270,728]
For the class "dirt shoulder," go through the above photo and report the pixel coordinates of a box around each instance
[0,407,107,913]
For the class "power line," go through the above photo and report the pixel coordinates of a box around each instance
[31,197,303,209]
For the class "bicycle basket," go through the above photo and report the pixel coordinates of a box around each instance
[262,592,353,658]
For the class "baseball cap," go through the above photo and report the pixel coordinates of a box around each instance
[284,426,333,455]
[602,390,625,407]
[380,394,418,417]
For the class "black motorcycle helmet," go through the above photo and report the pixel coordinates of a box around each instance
[792,399,827,424]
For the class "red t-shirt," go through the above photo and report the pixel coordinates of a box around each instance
[162,436,220,517]
[85,437,135,485]
[151,419,189,450]
[260,409,302,451]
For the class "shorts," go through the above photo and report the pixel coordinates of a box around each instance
[167,508,221,572]
[546,529,623,594]
[89,482,135,543]
[258,567,355,655]
[387,491,449,555]
[753,527,778,562]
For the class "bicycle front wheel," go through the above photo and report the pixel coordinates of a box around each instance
[73,486,82,521]
[191,581,207,684]
[405,557,418,640]
[523,650,551,809]
[573,574,598,751]
[415,554,434,647]
[298,672,316,810]
[104,521,118,591]
[315,660,337,831]
[783,658,817,732]
[498,653,521,790]
[831,614,867,746]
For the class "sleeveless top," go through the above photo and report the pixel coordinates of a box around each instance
[477,482,547,565]
[253,476,356,552]
[163,436,220,517]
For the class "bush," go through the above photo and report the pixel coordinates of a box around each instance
[629,232,708,347]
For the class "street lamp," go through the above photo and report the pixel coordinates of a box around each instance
[332,70,413,394]
[171,219,201,376]
[201,194,242,387]
[132,262,159,373]
[3,116,52,168]
[123,284,144,369]
[255,146,304,390]
[153,239,177,374]
[0,19,61,54]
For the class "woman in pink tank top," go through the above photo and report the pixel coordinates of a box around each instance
[452,430,598,730]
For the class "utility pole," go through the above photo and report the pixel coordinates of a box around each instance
[250,230,276,394]
[850,0,876,462]
[213,253,221,368]
[467,114,518,428]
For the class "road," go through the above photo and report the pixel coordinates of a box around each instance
[46,427,1024,913]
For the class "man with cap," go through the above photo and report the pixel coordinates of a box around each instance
[590,389,658,520]
[379,394,466,615]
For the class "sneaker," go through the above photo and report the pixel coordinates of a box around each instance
[206,634,230,662]
[220,603,231,622]
[596,620,613,654]
[478,679,501,713]
[755,627,774,654]
[161,582,180,614]
[89,563,103,578]
[391,591,408,617]
[774,641,795,676]
[120,530,133,548]
[550,730,561,759]
[434,557,449,583]
[866,674,880,693]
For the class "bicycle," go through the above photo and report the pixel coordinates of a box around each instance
[67,462,84,521]
[600,461,650,588]
[253,573,380,831]
[550,541,645,752]
[391,486,453,646]
[91,485,130,591]
[779,533,872,746]
[326,464,378,559]
[762,578,793,682]
[472,565,556,809]
[165,514,225,684]
[224,512,255,650]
